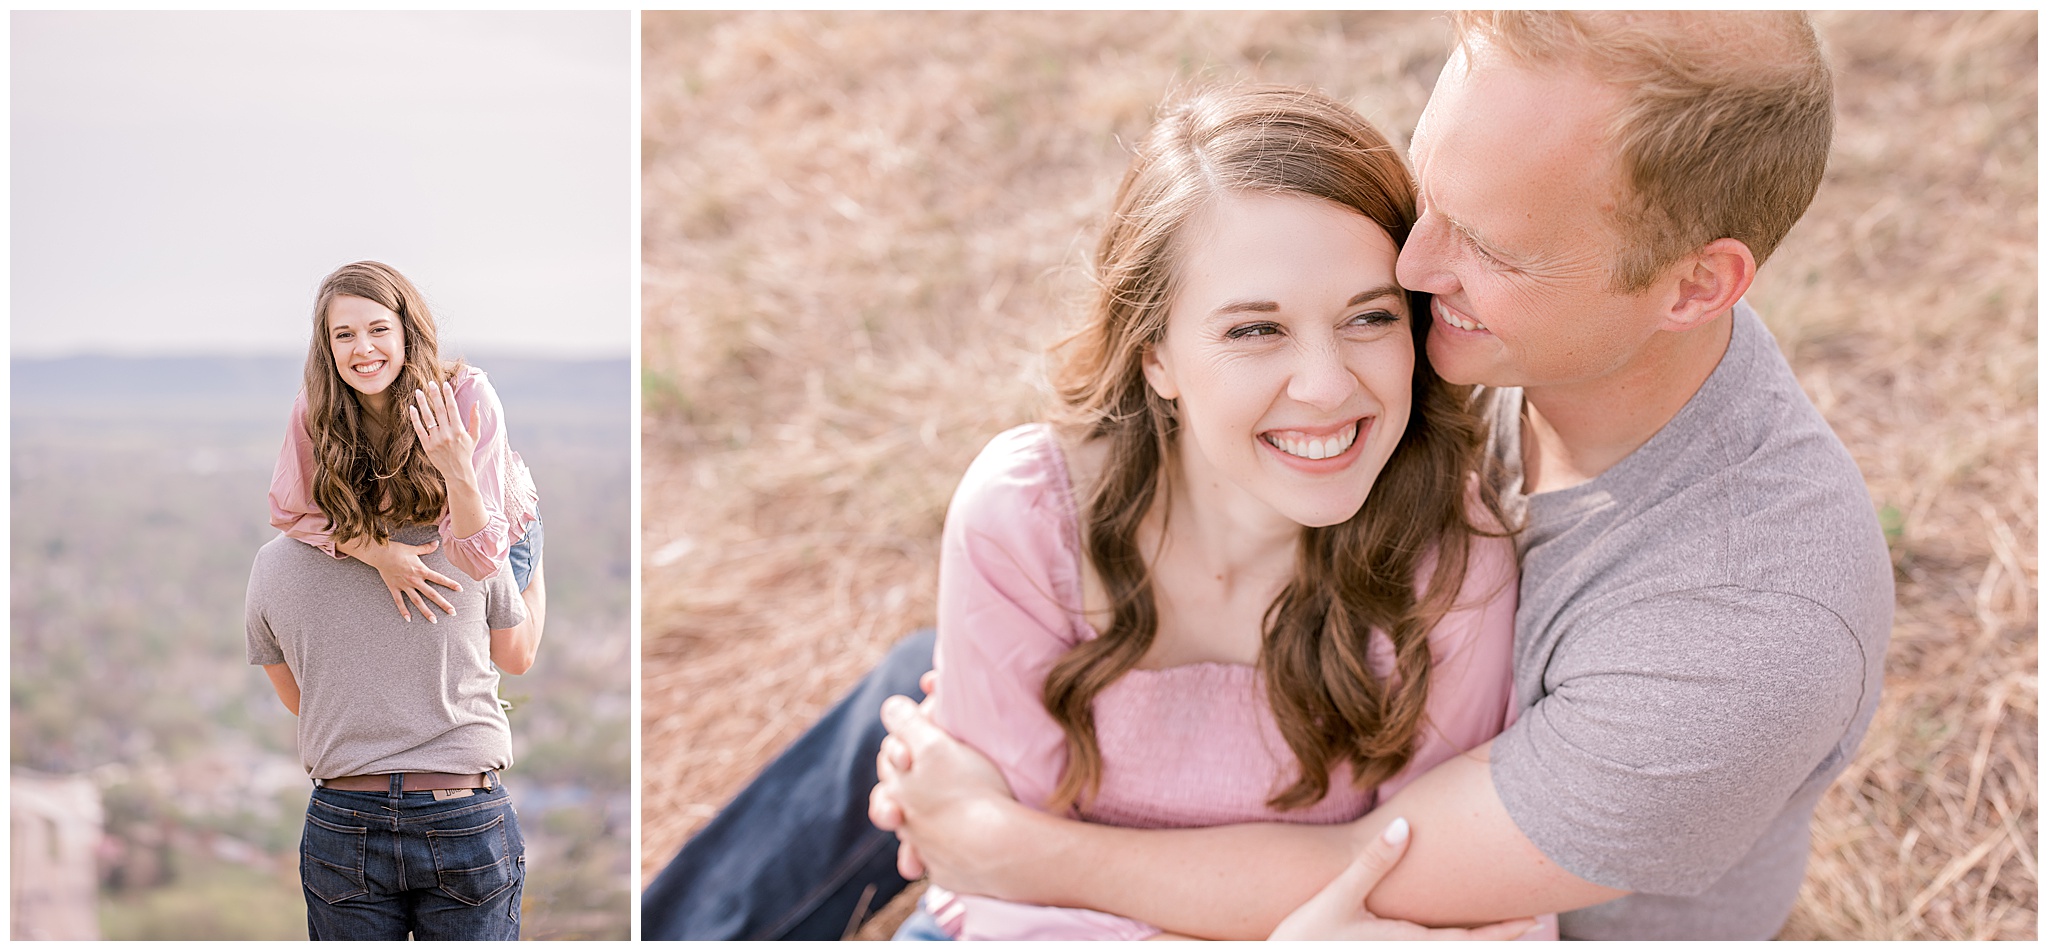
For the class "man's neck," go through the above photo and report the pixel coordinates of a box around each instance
[1520,310,1735,495]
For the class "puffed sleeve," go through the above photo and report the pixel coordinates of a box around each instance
[438,367,516,582]
[269,390,344,558]
[929,425,1086,811]
[923,425,1168,942]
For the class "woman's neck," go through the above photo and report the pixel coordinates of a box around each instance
[1122,439,1302,669]
[1147,438,1301,589]
[357,389,392,419]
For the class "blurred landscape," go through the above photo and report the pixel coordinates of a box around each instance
[12,353,632,939]
[640,10,2035,940]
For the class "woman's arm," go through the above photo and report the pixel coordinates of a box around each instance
[874,529,1615,937]
[919,426,1168,941]
[419,370,520,583]
[876,704,1621,938]
[273,390,461,620]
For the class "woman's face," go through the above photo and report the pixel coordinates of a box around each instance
[1143,190,1414,529]
[326,294,407,405]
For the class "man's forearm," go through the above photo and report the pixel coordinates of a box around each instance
[958,746,1624,937]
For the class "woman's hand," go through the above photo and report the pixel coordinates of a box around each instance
[347,536,462,623]
[869,685,1024,892]
[1268,818,1539,941]
[410,380,480,486]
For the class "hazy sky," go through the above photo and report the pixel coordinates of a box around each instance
[12,11,631,357]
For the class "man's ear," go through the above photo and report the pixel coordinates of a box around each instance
[1662,237,1757,332]
[1141,343,1180,401]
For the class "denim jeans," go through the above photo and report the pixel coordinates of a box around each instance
[507,516,543,593]
[301,773,525,940]
[641,628,936,940]
[891,906,955,941]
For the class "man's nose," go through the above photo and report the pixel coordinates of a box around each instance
[1396,210,1453,295]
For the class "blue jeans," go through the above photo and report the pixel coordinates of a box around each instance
[641,628,936,940]
[891,906,955,941]
[301,773,525,940]
[508,516,543,593]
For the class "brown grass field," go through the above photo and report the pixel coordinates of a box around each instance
[640,11,2036,940]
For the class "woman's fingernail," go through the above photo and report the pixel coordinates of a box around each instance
[1381,817,1409,846]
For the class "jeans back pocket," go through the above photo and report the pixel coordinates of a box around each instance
[426,813,518,906]
[301,812,371,904]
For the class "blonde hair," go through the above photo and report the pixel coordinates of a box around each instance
[1452,11,1834,291]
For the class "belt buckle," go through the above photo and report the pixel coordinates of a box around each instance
[432,787,477,801]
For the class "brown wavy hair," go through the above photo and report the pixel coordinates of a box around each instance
[301,261,463,547]
[1042,85,1510,813]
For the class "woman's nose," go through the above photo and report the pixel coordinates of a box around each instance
[1287,341,1356,410]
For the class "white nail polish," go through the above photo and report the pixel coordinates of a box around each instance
[1382,817,1409,846]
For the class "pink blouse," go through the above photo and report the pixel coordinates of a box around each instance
[269,364,539,583]
[922,424,1541,941]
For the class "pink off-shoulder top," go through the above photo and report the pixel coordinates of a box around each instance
[269,364,539,583]
[922,424,1548,941]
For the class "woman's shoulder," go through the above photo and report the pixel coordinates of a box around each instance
[954,423,1073,515]
[447,362,490,393]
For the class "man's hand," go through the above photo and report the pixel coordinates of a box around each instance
[868,682,1022,893]
[1270,818,1539,941]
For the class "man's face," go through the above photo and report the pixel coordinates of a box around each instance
[1397,44,1673,390]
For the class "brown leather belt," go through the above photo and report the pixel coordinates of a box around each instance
[316,771,491,792]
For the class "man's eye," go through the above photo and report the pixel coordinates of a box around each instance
[1226,323,1280,339]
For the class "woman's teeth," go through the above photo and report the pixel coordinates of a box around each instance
[1265,422,1359,460]
[353,360,385,374]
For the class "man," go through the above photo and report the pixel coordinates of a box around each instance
[646,10,1892,940]
[247,524,545,940]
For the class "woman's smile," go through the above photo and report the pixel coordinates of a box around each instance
[1143,190,1415,529]
[1260,417,1368,468]
[327,293,407,406]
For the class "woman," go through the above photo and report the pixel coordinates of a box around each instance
[898,85,1546,940]
[270,261,545,636]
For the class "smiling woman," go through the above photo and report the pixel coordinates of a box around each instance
[644,83,1537,942]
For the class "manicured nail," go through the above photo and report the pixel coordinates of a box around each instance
[1382,817,1409,846]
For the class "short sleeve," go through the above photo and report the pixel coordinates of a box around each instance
[439,368,517,582]
[244,550,286,666]
[482,560,526,631]
[1489,588,1868,894]
[928,425,1085,812]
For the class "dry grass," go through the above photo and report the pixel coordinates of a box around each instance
[640,11,2036,940]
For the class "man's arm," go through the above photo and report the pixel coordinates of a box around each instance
[264,663,301,716]
[489,558,546,675]
[875,700,1623,939]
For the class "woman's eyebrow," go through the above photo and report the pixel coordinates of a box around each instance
[1209,298,1280,318]
[1346,284,1404,307]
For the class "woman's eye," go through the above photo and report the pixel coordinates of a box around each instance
[1226,322,1280,340]
[1348,310,1400,327]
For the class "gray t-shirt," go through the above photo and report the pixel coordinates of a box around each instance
[1487,302,1893,938]
[245,523,526,780]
